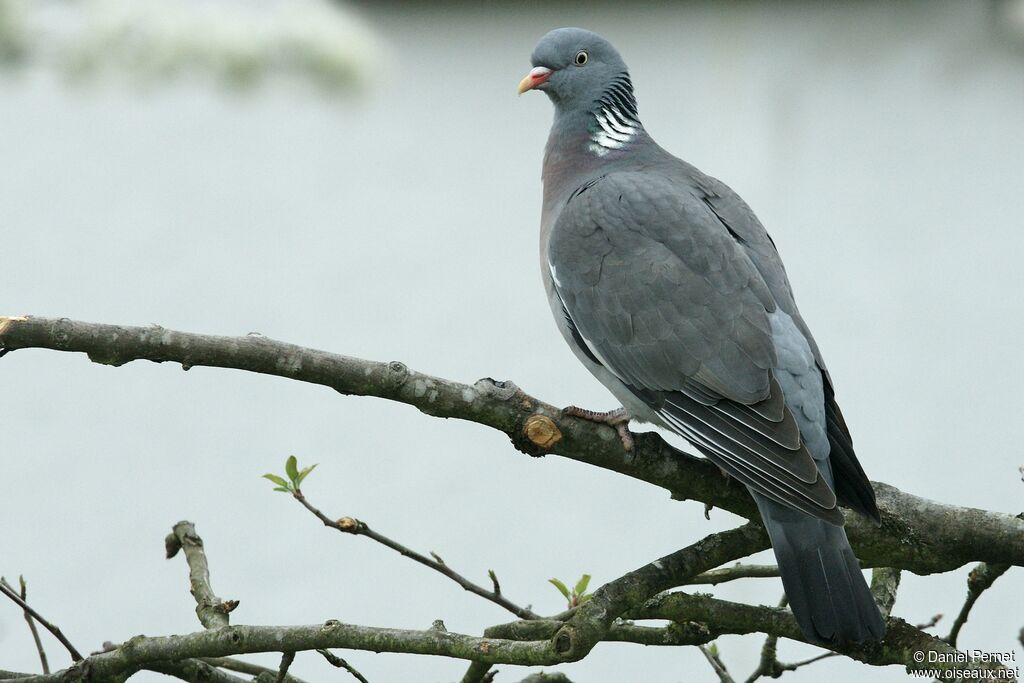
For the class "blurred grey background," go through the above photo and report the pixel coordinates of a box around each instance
[2,1,1023,681]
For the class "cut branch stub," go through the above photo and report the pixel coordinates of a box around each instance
[524,414,562,450]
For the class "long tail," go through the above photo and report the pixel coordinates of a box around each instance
[753,493,886,645]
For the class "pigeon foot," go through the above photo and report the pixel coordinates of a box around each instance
[562,405,634,451]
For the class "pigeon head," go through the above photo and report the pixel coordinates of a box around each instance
[520,28,643,158]
[518,28,629,105]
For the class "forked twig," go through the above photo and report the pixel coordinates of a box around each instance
[293,490,537,620]
[0,578,82,663]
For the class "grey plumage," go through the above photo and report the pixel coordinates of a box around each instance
[523,27,884,645]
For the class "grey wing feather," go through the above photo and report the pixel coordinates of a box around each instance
[693,168,880,521]
[549,171,842,524]
[696,171,831,377]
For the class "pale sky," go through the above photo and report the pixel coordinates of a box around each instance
[2,2,1023,682]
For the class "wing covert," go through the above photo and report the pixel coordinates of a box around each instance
[549,171,842,524]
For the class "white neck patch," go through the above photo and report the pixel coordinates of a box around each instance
[587,73,641,157]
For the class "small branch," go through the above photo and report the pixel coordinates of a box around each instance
[0,577,82,662]
[317,649,369,683]
[743,596,786,683]
[744,608,838,683]
[275,652,295,683]
[458,662,493,683]
[15,577,49,674]
[944,562,1011,647]
[603,621,716,646]
[869,567,901,616]
[915,614,943,630]
[688,564,779,585]
[146,658,252,683]
[200,657,309,683]
[780,652,838,670]
[166,521,238,629]
[698,644,736,683]
[292,490,538,620]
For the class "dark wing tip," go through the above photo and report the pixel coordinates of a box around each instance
[821,370,880,522]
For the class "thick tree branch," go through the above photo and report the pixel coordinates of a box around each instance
[3,316,1020,576]
[553,523,768,661]
[1,620,561,683]
[636,592,1013,681]
[165,522,238,629]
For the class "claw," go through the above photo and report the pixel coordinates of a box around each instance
[563,405,634,451]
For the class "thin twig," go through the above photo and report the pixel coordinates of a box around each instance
[698,644,736,683]
[688,564,779,585]
[317,649,369,683]
[944,562,1010,647]
[275,652,295,683]
[165,521,238,629]
[200,657,308,683]
[0,578,82,662]
[16,577,49,674]
[916,614,943,630]
[293,490,538,620]
[778,652,838,670]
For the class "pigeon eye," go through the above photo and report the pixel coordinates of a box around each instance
[574,50,589,66]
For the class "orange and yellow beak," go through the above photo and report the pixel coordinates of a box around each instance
[517,66,553,95]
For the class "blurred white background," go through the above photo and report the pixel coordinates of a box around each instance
[2,1,1023,681]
